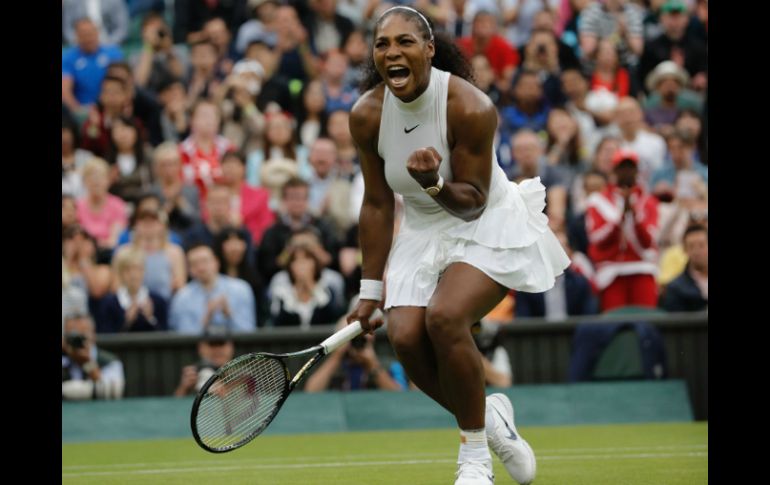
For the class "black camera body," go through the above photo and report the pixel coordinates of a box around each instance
[66,333,87,349]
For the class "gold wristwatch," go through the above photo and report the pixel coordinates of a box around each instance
[422,174,444,197]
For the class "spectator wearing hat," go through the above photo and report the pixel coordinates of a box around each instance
[169,243,257,335]
[174,325,236,396]
[62,18,125,119]
[586,149,660,312]
[638,0,707,93]
[643,60,704,134]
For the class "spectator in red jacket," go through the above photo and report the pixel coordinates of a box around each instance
[586,149,659,312]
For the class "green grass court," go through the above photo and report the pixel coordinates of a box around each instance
[62,422,707,484]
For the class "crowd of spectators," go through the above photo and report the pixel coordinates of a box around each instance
[62,0,707,352]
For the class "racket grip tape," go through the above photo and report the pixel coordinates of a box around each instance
[321,321,364,354]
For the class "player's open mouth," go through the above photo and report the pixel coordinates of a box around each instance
[387,65,411,88]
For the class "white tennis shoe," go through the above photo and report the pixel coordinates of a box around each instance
[454,459,495,485]
[485,393,537,484]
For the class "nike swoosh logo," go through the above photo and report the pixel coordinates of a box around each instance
[492,407,518,440]
[404,124,419,133]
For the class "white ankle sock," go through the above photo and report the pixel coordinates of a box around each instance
[458,428,492,464]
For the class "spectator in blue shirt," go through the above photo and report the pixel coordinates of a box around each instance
[62,18,124,118]
[650,129,707,201]
[169,244,257,335]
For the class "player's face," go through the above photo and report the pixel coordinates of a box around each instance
[373,14,434,102]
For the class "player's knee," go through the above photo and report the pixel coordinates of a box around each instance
[387,324,422,357]
[424,304,464,341]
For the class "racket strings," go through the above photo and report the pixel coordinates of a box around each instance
[194,355,286,450]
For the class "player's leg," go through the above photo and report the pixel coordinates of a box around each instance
[387,306,453,413]
[426,262,508,484]
[426,262,508,430]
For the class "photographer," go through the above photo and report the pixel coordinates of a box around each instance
[174,326,236,397]
[62,314,125,400]
[304,308,407,392]
[132,12,187,94]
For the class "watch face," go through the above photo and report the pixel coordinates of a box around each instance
[426,186,440,196]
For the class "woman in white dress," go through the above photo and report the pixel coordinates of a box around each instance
[346,7,570,485]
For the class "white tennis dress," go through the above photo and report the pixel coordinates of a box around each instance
[378,67,570,309]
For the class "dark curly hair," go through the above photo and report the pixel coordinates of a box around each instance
[360,8,474,93]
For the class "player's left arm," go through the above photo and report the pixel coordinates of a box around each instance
[430,77,498,222]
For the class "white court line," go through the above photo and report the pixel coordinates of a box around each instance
[62,451,708,478]
[61,444,707,471]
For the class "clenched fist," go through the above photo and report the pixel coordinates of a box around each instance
[407,147,443,189]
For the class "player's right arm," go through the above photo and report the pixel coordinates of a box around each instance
[347,86,394,332]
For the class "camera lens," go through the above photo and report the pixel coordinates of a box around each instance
[66,333,87,349]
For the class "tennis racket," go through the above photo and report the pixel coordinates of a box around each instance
[191,321,364,453]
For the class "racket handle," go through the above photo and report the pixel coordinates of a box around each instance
[321,321,364,354]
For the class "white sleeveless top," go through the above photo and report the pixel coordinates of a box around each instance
[375,67,571,308]
[377,67,512,222]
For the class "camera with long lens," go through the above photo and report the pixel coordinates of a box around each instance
[66,333,88,349]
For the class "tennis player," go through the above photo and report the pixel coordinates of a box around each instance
[346,6,570,484]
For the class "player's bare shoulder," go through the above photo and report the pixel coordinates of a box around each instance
[350,85,386,149]
[446,75,497,144]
